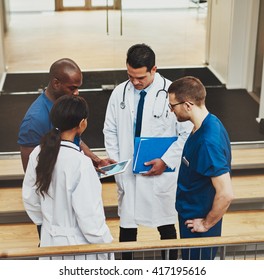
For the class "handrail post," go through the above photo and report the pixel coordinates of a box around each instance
[120,0,122,36]
[165,249,169,260]
[219,246,226,260]
[106,0,109,35]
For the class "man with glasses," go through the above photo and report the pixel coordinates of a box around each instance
[168,76,234,260]
[103,44,193,259]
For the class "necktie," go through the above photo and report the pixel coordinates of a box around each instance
[135,90,147,137]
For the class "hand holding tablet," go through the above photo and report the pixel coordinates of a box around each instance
[97,159,131,179]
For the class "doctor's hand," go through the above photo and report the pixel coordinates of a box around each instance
[142,159,167,176]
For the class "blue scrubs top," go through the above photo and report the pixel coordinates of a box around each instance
[176,113,231,220]
[18,92,53,147]
[18,92,81,147]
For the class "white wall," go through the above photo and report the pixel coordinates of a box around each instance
[207,0,232,84]
[0,1,6,88]
[207,0,259,90]
[259,59,264,118]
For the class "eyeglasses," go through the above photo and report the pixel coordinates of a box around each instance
[168,101,185,110]
[168,101,194,110]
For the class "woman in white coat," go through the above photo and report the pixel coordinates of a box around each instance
[103,44,193,259]
[23,95,113,260]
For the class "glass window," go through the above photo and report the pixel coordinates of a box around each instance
[63,0,85,8]
[92,0,114,7]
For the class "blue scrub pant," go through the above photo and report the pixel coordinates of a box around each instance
[178,215,222,260]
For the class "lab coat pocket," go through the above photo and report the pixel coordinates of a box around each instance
[153,177,177,219]
[154,173,177,194]
[115,174,127,213]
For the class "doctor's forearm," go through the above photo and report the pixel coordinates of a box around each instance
[162,138,185,169]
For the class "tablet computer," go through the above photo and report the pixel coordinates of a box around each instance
[97,159,131,179]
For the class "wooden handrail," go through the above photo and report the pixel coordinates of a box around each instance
[1,234,264,259]
[1,147,264,180]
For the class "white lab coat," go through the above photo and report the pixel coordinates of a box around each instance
[22,141,113,260]
[103,73,193,228]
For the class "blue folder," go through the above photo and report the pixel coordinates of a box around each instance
[133,136,178,173]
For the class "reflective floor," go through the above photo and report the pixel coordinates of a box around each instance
[4,2,207,72]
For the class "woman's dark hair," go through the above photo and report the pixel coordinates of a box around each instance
[35,95,89,197]
[126,43,155,72]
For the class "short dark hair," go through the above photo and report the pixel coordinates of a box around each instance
[168,76,206,106]
[126,43,155,72]
[49,58,81,82]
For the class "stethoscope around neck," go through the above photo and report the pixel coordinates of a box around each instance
[120,76,168,118]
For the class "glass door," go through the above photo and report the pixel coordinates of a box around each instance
[5,0,207,71]
[55,0,120,11]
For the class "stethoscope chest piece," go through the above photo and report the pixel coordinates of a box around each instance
[120,101,126,109]
[120,80,130,109]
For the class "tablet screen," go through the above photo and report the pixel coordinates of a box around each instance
[97,159,131,179]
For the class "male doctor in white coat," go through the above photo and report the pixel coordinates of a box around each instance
[103,44,193,259]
